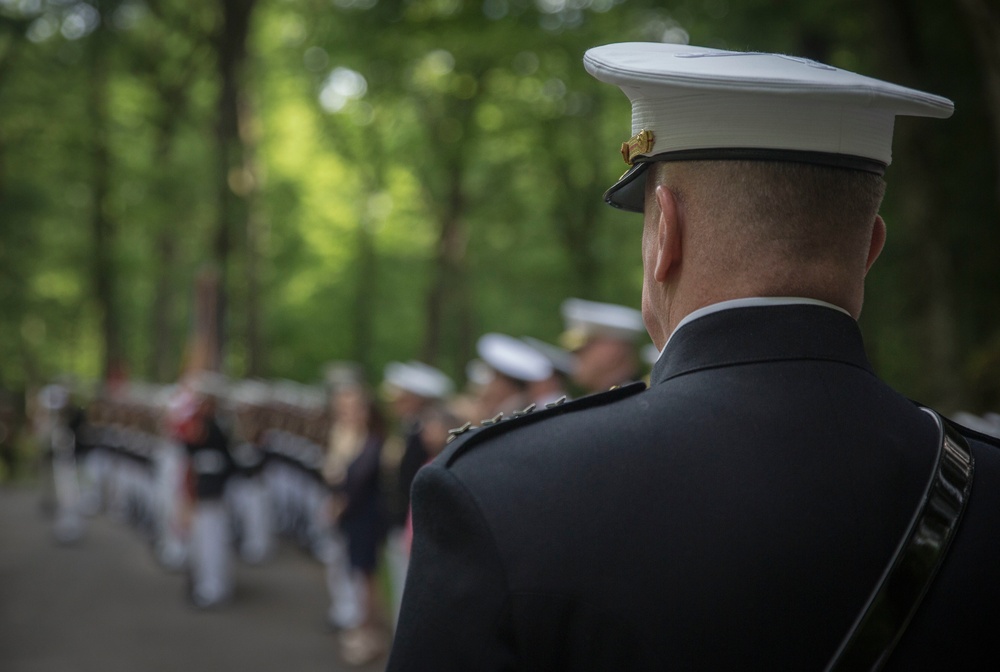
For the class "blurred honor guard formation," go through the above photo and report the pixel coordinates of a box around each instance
[24,294,658,668]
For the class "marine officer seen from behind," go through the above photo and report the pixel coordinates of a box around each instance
[387,42,1000,671]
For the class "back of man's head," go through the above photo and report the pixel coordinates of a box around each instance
[648,160,886,304]
[656,160,884,253]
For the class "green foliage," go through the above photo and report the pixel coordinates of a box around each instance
[0,0,996,415]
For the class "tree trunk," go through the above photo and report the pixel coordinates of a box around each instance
[320,113,387,379]
[148,230,177,381]
[877,0,964,409]
[211,0,257,373]
[550,113,603,298]
[422,156,471,373]
[955,0,1000,201]
[240,89,264,377]
[147,100,182,382]
[245,205,263,377]
[419,85,479,375]
[353,200,378,375]
[87,26,124,384]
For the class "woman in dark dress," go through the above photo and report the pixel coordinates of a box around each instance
[323,383,387,665]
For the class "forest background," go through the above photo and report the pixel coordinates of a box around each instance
[0,0,998,419]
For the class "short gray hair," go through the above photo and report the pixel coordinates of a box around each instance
[653,160,886,261]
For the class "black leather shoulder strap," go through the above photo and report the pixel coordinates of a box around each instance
[825,408,974,671]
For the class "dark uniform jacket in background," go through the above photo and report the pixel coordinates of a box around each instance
[385,424,428,530]
[335,433,387,573]
[387,304,1000,671]
[186,417,234,501]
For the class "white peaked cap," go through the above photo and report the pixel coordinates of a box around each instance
[39,384,69,410]
[584,42,954,212]
[231,379,272,406]
[188,371,229,398]
[383,360,454,399]
[561,298,645,347]
[522,336,576,377]
[476,333,554,383]
[465,359,494,387]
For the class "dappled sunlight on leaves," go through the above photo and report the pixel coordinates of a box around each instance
[0,0,992,416]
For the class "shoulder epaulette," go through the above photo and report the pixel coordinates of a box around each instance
[441,382,646,467]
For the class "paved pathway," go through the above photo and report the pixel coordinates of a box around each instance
[0,485,387,672]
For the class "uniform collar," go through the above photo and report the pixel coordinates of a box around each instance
[659,297,851,355]
[650,301,873,386]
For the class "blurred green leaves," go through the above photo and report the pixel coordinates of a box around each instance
[0,0,996,414]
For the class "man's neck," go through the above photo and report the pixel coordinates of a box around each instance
[661,257,864,337]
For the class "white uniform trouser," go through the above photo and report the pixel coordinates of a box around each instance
[227,475,272,564]
[79,449,108,516]
[325,530,367,629]
[154,441,188,570]
[263,462,293,535]
[306,479,331,560]
[107,455,134,523]
[190,500,231,607]
[51,427,83,543]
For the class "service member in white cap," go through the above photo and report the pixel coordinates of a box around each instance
[382,361,454,520]
[473,333,553,419]
[521,336,575,407]
[180,373,237,609]
[380,360,453,626]
[560,297,646,394]
[389,42,1000,671]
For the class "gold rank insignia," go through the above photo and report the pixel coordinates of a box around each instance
[620,129,655,165]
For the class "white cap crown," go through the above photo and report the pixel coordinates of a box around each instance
[476,333,554,382]
[584,42,954,211]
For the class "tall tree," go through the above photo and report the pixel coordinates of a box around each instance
[0,14,34,390]
[956,0,1000,201]
[133,6,206,381]
[212,0,258,373]
[87,8,125,384]
[418,89,478,371]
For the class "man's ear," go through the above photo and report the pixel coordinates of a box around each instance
[653,185,681,283]
[865,215,887,274]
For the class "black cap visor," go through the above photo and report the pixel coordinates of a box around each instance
[603,149,887,214]
[603,162,650,213]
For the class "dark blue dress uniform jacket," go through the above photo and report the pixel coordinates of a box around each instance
[387,304,1000,671]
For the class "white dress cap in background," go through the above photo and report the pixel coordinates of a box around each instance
[522,336,576,377]
[188,371,230,399]
[383,361,454,400]
[583,42,955,212]
[476,333,554,383]
[465,359,494,388]
[560,298,645,350]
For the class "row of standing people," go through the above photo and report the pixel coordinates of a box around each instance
[36,373,394,666]
[347,297,655,662]
[33,295,654,666]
